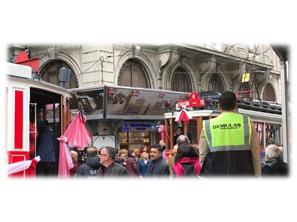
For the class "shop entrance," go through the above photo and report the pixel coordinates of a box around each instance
[119,121,158,152]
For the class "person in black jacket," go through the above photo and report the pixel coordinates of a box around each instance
[76,147,101,177]
[97,146,128,177]
[36,122,56,176]
[262,144,288,176]
[147,144,170,177]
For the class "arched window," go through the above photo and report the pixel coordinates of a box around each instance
[171,67,192,92]
[40,60,78,89]
[208,73,224,93]
[118,59,150,88]
[238,82,252,99]
[263,83,276,102]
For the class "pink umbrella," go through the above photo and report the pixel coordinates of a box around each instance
[63,113,92,149]
[58,113,92,177]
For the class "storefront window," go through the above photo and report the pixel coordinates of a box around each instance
[119,131,151,150]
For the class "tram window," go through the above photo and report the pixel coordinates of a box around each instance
[189,121,197,144]
[266,124,281,146]
[254,122,264,147]
[45,103,60,123]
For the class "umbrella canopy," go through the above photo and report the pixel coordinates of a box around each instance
[63,113,92,149]
[58,113,92,177]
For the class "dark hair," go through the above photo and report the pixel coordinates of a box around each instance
[86,147,98,158]
[218,91,237,111]
[103,146,116,160]
[174,144,199,163]
[150,144,164,153]
[128,149,135,158]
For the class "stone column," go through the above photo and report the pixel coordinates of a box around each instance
[81,45,114,87]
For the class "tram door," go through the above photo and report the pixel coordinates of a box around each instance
[29,103,38,159]
[30,88,67,176]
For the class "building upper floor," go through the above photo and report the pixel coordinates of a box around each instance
[7,43,283,103]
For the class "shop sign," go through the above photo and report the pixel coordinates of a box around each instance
[122,121,156,132]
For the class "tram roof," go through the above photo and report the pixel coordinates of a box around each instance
[7,62,72,97]
[8,75,72,97]
[164,108,281,124]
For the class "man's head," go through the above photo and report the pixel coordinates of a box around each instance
[149,144,163,161]
[100,146,116,167]
[265,144,283,161]
[176,127,183,136]
[218,91,237,111]
[176,135,190,146]
[118,149,128,161]
[86,146,98,158]
[70,150,78,165]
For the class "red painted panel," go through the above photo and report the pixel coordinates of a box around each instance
[14,90,24,149]
[8,151,29,177]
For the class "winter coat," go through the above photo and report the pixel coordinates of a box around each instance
[76,156,101,177]
[97,162,128,177]
[201,150,254,175]
[262,158,288,176]
[147,156,170,177]
[36,129,56,162]
[125,157,140,176]
[139,159,149,176]
[172,157,201,177]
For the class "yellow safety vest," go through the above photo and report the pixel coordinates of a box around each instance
[203,112,252,152]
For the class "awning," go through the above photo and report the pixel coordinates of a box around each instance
[70,86,190,120]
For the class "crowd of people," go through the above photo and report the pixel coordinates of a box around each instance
[31,91,287,178]
[71,135,201,177]
[69,91,288,178]
[70,141,287,178]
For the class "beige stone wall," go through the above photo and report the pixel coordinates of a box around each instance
[9,43,282,103]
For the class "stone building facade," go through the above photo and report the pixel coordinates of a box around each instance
[8,43,282,103]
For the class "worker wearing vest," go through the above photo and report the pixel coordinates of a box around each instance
[198,91,261,176]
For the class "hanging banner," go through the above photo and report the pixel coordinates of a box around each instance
[241,72,250,82]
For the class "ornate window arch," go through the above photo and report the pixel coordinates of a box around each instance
[208,73,225,93]
[263,83,276,102]
[118,59,150,88]
[171,67,192,92]
[40,60,78,89]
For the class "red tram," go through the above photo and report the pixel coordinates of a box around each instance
[5,62,72,177]
[164,92,282,161]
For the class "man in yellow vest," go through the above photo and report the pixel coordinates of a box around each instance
[198,91,261,176]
